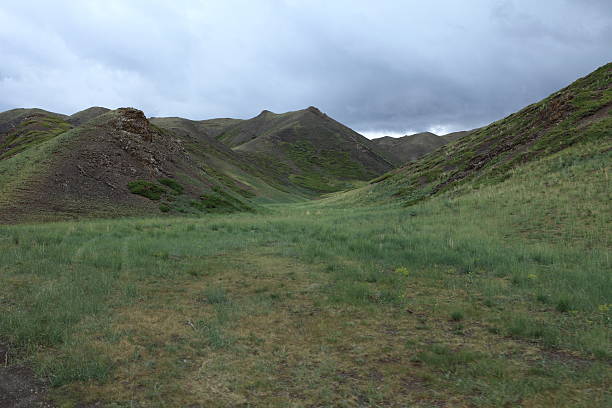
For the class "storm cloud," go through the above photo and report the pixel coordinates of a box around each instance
[1,0,610,137]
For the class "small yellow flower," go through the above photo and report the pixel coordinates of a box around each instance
[395,267,410,276]
[527,274,537,280]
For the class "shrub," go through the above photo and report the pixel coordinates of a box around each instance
[451,310,464,321]
[158,178,184,194]
[127,180,166,200]
[556,299,571,313]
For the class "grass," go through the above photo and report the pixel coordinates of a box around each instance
[0,124,79,209]
[0,139,610,406]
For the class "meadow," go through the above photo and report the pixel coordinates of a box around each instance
[0,141,610,407]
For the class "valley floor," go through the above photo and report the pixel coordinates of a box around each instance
[0,142,610,407]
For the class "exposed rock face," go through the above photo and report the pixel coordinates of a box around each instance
[113,108,154,142]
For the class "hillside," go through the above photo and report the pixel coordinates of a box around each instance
[0,108,296,222]
[371,132,449,166]
[440,129,474,143]
[370,62,612,204]
[149,116,307,202]
[67,106,111,126]
[215,106,395,193]
[0,108,66,136]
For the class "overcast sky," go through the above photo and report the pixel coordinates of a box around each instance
[1,1,610,137]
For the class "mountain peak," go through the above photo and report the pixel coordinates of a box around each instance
[257,109,274,117]
[68,106,110,126]
[306,106,326,118]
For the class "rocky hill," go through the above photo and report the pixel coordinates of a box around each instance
[0,108,288,222]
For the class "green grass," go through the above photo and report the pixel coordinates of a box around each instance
[0,126,80,208]
[0,114,71,160]
[0,138,610,406]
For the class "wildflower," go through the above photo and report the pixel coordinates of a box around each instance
[527,274,537,280]
[395,267,410,276]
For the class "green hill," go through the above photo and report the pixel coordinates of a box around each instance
[215,106,395,193]
[371,132,449,166]
[369,62,612,205]
[67,106,111,126]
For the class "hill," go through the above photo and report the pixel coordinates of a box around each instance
[149,116,307,202]
[369,62,611,204]
[0,108,297,222]
[371,129,476,166]
[0,108,66,135]
[371,132,449,166]
[214,106,395,193]
[67,106,111,126]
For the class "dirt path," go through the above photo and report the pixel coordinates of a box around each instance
[0,344,54,408]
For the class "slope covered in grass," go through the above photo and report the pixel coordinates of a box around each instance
[370,63,611,204]
[215,106,395,193]
[0,133,610,406]
[150,116,308,202]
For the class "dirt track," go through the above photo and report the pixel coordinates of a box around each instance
[0,344,54,408]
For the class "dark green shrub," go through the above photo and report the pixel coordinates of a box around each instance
[450,311,464,321]
[556,299,571,313]
[127,180,166,200]
[158,178,184,194]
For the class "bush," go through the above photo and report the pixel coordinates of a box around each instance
[127,180,166,200]
[158,178,184,194]
[451,311,464,322]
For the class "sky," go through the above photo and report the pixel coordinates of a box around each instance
[0,1,610,138]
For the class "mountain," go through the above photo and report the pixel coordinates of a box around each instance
[148,116,307,201]
[0,108,297,222]
[371,129,477,166]
[214,106,395,193]
[67,106,111,126]
[371,132,448,166]
[369,62,612,204]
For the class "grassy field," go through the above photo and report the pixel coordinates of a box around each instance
[0,141,610,407]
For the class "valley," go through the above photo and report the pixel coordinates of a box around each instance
[0,63,610,407]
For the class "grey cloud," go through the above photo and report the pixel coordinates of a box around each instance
[0,0,610,136]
